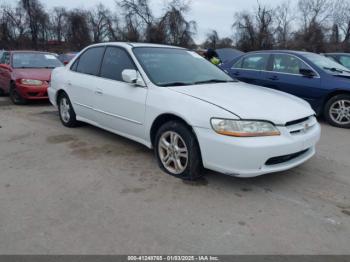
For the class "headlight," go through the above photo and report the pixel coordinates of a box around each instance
[20,79,43,86]
[211,118,281,137]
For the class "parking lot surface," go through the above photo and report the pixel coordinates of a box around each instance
[0,96,350,254]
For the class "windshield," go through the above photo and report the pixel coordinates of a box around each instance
[133,47,234,86]
[216,48,244,64]
[303,53,350,73]
[12,53,63,69]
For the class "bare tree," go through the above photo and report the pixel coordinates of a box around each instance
[50,7,67,43]
[118,0,153,41]
[289,0,332,52]
[88,4,113,43]
[0,4,28,44]
[204,30,219,49]
[65,10,91,50]
[157,0,196,47]
[332,0,350,49]
[119,0,153,26]
[298,0,333,30]
[274,0,294,48]
[233,3,274,51]
[21,0,48,48]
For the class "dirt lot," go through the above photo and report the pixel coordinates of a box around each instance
[0,96,350,255]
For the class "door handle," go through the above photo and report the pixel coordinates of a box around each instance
[268,76,279,81]
[233,72,240,76]
[95,89,103,95]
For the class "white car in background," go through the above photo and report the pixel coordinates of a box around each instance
[48,43,321,180]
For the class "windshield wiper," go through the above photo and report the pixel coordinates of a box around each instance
[323,67,350,74]
[159,82,190,87]
[194,79,234,85]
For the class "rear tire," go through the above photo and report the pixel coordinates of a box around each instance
[155,121,203,180]
[9,83,27,105]
[324,94,350,128]
[58,92,79,127]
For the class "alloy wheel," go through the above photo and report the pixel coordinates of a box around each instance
[158,131,189,175]
[60,97,71,123]
[329,99,350,125]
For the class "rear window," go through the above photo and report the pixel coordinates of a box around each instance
[12,53,63,68]
[76,47,105,76]
[241,54,269,70]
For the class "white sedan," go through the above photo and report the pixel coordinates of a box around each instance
[48,43,321,180]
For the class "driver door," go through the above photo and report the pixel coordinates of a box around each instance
[262,54,321,105]
[93,46,147,140]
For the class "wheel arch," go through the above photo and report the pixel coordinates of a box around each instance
[324,90,350,104]
[56,89,68,105]
[322,90,350,114]
[149,113,199,148]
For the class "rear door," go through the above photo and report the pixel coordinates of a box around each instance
[93,46,147,139]
[227,53,269,86]
[262,54,321,105]
[67,46,105,123]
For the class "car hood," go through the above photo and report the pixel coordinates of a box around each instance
[14,68,53,81]
[168,82,315,125]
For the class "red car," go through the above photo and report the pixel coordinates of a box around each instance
[0,51,63,104]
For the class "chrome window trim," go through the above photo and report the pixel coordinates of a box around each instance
[231,52,321,78]
[69,45,148,88]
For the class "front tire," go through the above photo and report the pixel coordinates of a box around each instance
[9,83,27,105]
[155,121,203,180]
[58,93,79,127]
[324,94,350,128]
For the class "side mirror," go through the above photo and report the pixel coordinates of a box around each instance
[122,69,146,87]
[0,64,12,72]
[300,68,316,78]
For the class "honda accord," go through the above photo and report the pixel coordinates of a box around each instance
[48,43,321,180]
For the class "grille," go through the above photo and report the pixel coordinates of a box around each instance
[265,149,309,166]
[286,117,310,126]
[286,116,317,135]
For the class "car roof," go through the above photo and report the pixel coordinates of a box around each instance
[86,42,185,50]
[246,50,316,56]
[325,53,350,55]
[9,50,56,54]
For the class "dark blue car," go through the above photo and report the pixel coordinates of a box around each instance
[221,50,350,128]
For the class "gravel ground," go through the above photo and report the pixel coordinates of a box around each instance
[0,96,350,255]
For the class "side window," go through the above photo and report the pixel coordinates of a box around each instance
[76,47,105,76]
[232,58,243,69]
[272,54,310,75]
[241,54,269,70]
[339,56,350,69]
[100,47,136,81]
[0,52,10,64]
[71,59,79,71]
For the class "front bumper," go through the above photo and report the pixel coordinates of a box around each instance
[16,83,49,100]
[48,86,57,107]
[194,119,321,178]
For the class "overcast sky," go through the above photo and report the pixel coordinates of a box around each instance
[1,0,283,42]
